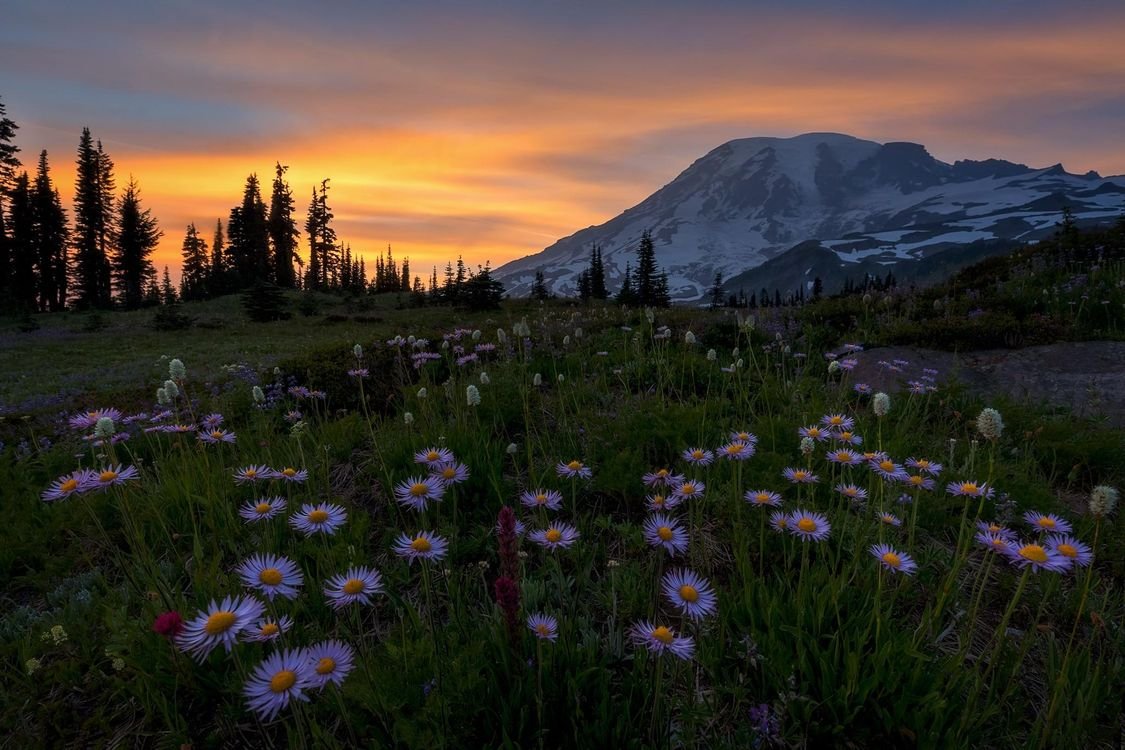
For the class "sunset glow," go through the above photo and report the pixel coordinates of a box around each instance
[3,1,1124,280]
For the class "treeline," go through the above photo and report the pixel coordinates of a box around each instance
[0,95,506,314]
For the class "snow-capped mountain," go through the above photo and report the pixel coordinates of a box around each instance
[494,132,1125,301]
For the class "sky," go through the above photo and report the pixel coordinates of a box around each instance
[3,0,1124,281]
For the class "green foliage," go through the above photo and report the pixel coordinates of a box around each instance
[241,281,292,322]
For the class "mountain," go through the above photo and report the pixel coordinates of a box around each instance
[493,133,1125,301]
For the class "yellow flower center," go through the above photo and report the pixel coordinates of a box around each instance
[210,430,223,440]
[308,509,329,524]
[657,526,673,541]
[269,670,297,693]
[691,450,704,459]
[837,452,851,462]
[255,502,272,514]
[841,432,853,441]
[881,515,895,524]
[726,444,742,455]
[566,460,582,471]
[681,483,697,495]
[881,552,901,568]
[316,657,336,675]
[1019,544,1048,563]
[87,412,98,419]
[656,469,668,478]
[991,538,1008,548]
[441,467,456,480]
[844,488,857,497]
[545,529,562,543]
[793,471,808,480]
[776,518,789,528]
[282,468,296,477]
[651,626,674,644]
[204,611,236,635]
[260,623,280,637]
[736,433,749,441]
[1037,517,1056,529]
[259,568,283,586]
[961,483,979,494]
[797,518,817,533]
[863,453,876,460]
[652,495,666,506]
[245,468,257,478]
[535,494,548,504]
[678,584,699,603]
[910,475,923,486]
[535,623,550,636]
[879,460,894,472]
[754,493,770,504]
[410,483,429,497]
[60,478,78,493]
[830,416,843,425]
[426,451,439,461]
[342,578,365,595]
[917,460,930,468]
[1056,544,1077,558]
[410,537,432,553]
[99,470,118,482]
[988,524,1001,533]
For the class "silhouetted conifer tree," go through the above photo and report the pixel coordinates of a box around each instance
[114,178,161,309]
[179,223,210,301]
[268,162,299,288]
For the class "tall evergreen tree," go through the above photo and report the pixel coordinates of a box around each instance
[32,151,69,311]
[113,178,162,309]
[268,162,299,287]
[589,244,608,300]
[400,257,410,292]
[179,223,210,301]
[616,262,636,305]
[576,268,591,301]
[709,271,725,308]
[160,266,176,304]
[227,173,270,287]
[304,180,336,289]
[530,270,549,300]
[635,230,659,306]
[72,129,115,308]
[209,218,226,295]
[0,95,20,195]
[8,172,37,311]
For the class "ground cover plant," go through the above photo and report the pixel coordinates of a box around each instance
[1,302,1122,749]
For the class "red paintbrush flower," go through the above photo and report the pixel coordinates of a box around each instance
[493,576,521,645]
[152,611,184,639]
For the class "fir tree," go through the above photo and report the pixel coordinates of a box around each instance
[616,262,636,305]
[72,129,115,308]
[179,223,210,301]
[8,172,36,311]
[209,218,226,295]
[576,268,591,301]
[32,151,69,311]
[709,271,725,308]
[812,276,823,300]
[0,95,20,194]
[530,270,549,300]
[654,271,671,307]
[400,257,410,292]
[462,262,505,311]
[113,178,162,309]
[635,230,659,306]
[227,173,270,287]
[304,187,320,289]
[268,162,299,287]
[95,140,115,304]
[160,266,176,305]
[590,244,608,299]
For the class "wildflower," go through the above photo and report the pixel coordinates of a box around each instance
[394,476,446,511]
[41,469,96,502]
[1089,485,1118,517]
[646,492,680,511]
[25,658,41,675]
[239,496,286,522]
[643,468,682,488]
[878,512,903,527]
[976,407,1004,441]
[497,506,521,580]
[236,554,304,601]
[835,483,867,501]
[466,384,481,406]
[672,478,705,501]
[163,380,180,400]
[768,510,790,533]
[682,447,715,466]
[244,616,293,643]
[834,430,863,446]
[520,489,563,511]
[169,358,186,380]
[152,611,184,639]
[976,531,1016,554]
[1003,541,1072,573]
[94,416,116,439]
[177,596,266,661]
[69,408,123,431]
[661,569,718,620]
[156,388,170,405]
[415,446,455,467]
[323,567,385,609]
[252,386,266,403]
[556,460,592,479]
[404,412,414,425]
[348,368,369,378]
[198,429,236,445]
[494,576,521,643]
[782,467,819,484]
[1023,511,1073,535]
[870,457,908,483]
[720,440,755,460]
[529,522,580,550]
[1045,534,1093,568]
[417,387,428,399]
[201,413,224,430]
[854,383,872,395]
[47,625,68,644]
[706,348,717,361]
[306,640,356,689]
[946,480,992,498]
[631,621,694,660]
[85,465,140,491]
[112,657,126,671]
[532,373,542,387]
[828,360,840,374]
[506,443,518,454]
[827,448,863,466]
[642,514,689,555]
[904,474,935,491]
[975,520,1016,539]
[528,613,559,642]
[745,489,783,507]
[289,503,347,536]
[243,648,315,721]
[872,392,891,417]
[869,543,918,575]
[480,372,490,385]
[393,531,450,564]
[353,344,363,358]
[272,466,309,482]
[430,461,470,486]
[798,425,830,442]
[788,509,831,541]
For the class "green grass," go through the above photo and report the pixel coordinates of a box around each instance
[0,300,1122,748]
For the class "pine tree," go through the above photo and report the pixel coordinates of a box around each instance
[304,187,320,289]
[268,162,299,287]
[709,271,725,308]
[812,276,823,300]
[72,129,115,308]
[616,262,636,305]
[113,178,162,309]
[160,266,176,304]
[179,223,210,301]
[654,271,671,307]
[0,95,20,195]
[32,151,69,311]
[635,230,658,306]
[341,244,352,290]
[209,218,226,296]
[530,270,549,300]
[576,268,591,301]
[400,257,410,292]
[227,173,270,288]
[304,180,336,289]
[8,172,37,311]
[590,244,608,299]
[462,262,505,311]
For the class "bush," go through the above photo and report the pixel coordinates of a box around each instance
[150,304,194,331]
[241,282,291,322]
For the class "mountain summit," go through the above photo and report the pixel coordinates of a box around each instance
[494,133,1125,301]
